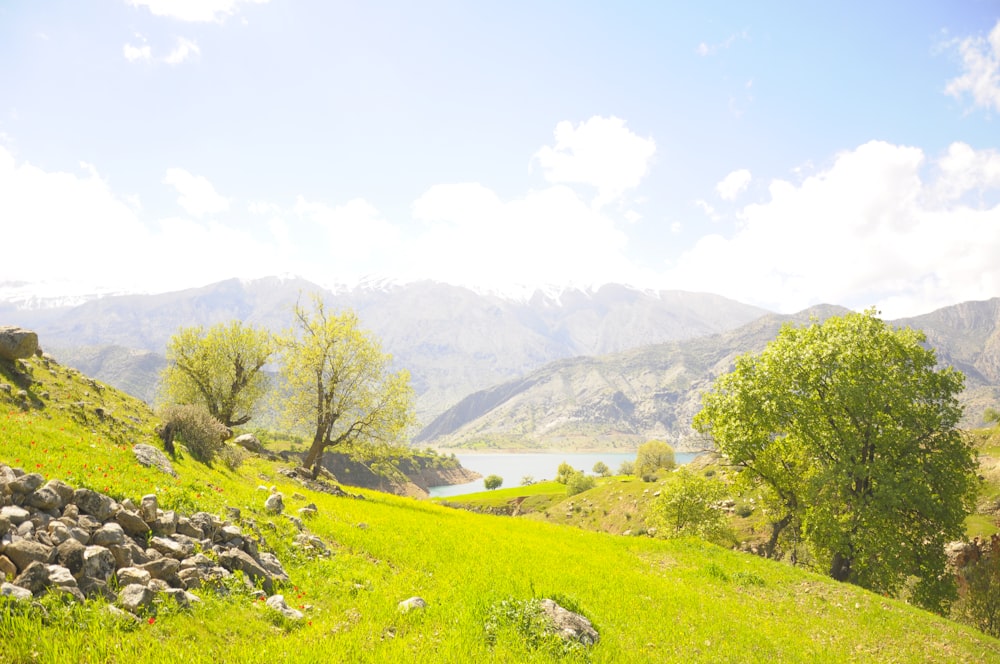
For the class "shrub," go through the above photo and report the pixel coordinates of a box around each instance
[555,461,575,484]
[650,467,733,545]
[953,552,1000,638]
[618,460,635,476]
[566,471,596,496]
[484,474,503,491]
[521,475,535,486]
[635,440,675,478]
[592,461,610,477]
[158,404,229,463]
[483,598,584,658]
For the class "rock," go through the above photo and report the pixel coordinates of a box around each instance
[218,549,272,593]
[117,567,151,586]
[265,594,304,621]
[4,538,55,571]
[151,511,177,537]
[257,552,289,583]
[56,538,87,575]
[91,523,126,547]
[398,596,427,613]
[13,561,51,595]
[118,583,154,614]
[539,599,600,646]
[1,581,33,601]
[0,555,16,580]
[149,536,192,560]
[72,489,115,521]
[9,473,45,495]
[233,434,264,453]
[0,327,38,361]
[163,587,197,608]
[42,479,75,507]
[264,493,284,515]
[140,494,158,523]
[80,546,117,584]
[138,557,181,582]
[133,444,176,477]
[45,564,78,591]
[1,505,31,525]
[115,510,150,537]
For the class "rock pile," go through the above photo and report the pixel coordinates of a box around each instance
[0,463,291,616]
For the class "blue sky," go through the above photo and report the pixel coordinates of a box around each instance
[1,1,999,317]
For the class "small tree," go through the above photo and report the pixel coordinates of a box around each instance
[650,467,732,545]
[279,294,416,470]
[635,440,675,479]
[592,461,611,477]
[555,461,575,484]
[160,321,273,429]
[484,474,503,491]
[521,475,535,486]
[618,460,635,476]
[566,471,596,496]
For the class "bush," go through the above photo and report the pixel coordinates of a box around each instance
[635,440,675,478]
[566,471,596,496]
[618,460,635,476]
[592,461,611,477]
[158,403,229,463]
[555,461,575,484]
[484,474,503,490]
[521,475,535,486]
[953,552,1000,638]
[650,467,733,545]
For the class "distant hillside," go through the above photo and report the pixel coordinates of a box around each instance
[2,277,768,422]
[419,300,1000,451]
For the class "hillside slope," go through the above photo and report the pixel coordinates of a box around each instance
[421,299,1000,450]
[2,343,998,662]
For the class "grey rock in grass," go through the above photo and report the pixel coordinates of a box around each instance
[12,561,51,595]
[139,494,158,523]
[1,581,33,601]
[150,535,192,560]
[56,538,86,575]
[132,444,177,477]
[398,596,427,613]
[117,567,152,587]
[218,548,272,593]
[264,492,284,515]
[265,594,304,621]
[539,599,599,646]
[138,557,181,582]
[233,433,264,453]
[9,473,45,495]
[1,505,31,524]
[118,583,154,614]
[0,327,38,361]
[115,509,150,537]
[0,554,16,580]
[80,546,117,584]
[91,522,126,547]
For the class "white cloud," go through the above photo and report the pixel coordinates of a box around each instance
[163,168,230,217]
[945,19,1000,112]
[0,146,281,295]
[533,116,656,207]
[715,169,752,200]
[293,196,402,268]
[668,140,1000,317]
[123,41,152,62]
[126,0,271,23]
[408,182,636,290]
[164,37,201,65]
[696,30,749,57]
[694,199,721,221]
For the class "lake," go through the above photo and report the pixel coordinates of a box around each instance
[427,451,700,498]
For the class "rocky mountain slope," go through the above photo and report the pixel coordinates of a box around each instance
[419,300,1000,451]
[1,277,768,421]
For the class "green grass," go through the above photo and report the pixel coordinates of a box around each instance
[2,355,1000,662]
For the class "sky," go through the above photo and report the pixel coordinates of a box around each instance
[1,1,1000,318]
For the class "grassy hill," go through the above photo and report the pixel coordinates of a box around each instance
[2,352,999,662]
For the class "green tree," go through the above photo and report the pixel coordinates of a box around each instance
[555,461,575,484]
[566,471,596,496]
[694,309,978,612]
[279,294,415,470]
[618,460,635,476]
[160,321,273,429]
[484,474,503,490]
[635,440,675,478]
[592,461,611,477]
[650,467,732,545]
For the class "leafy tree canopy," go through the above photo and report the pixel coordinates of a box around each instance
[635,440,675,478]
[160,321,273,429]
[279,294,415,470]
[484,474,503,490]
[694,309,978,613]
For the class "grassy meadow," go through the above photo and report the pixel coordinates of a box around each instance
[2,354,1000,662]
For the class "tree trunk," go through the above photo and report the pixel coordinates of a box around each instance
[764,513,793,559]
[303,434,325,469]
[830,552,853,582]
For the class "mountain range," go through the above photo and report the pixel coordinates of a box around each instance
[0,276,767,423]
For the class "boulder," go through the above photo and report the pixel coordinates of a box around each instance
[398,596,427,613]
[91,522,126,547]
[0,554,16,580]
[9,473,45,495]
[12,561,51,595]
[1,581,33,601]
[4,538,55,571]
[116,567,151,587]
[115,510,150,537]
[264,492,284,515]
[72,489,115,521]
[265,594,304,621]
[56,538,87,575]
[132,445,177,477]
[233,434,264,453]
[218,548,272,593]
[80,546,117,584]
[539,599,600,646]
[0,327,38,361]
[118,583,154,614]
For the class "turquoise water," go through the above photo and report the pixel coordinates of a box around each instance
[428,451,699,498]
